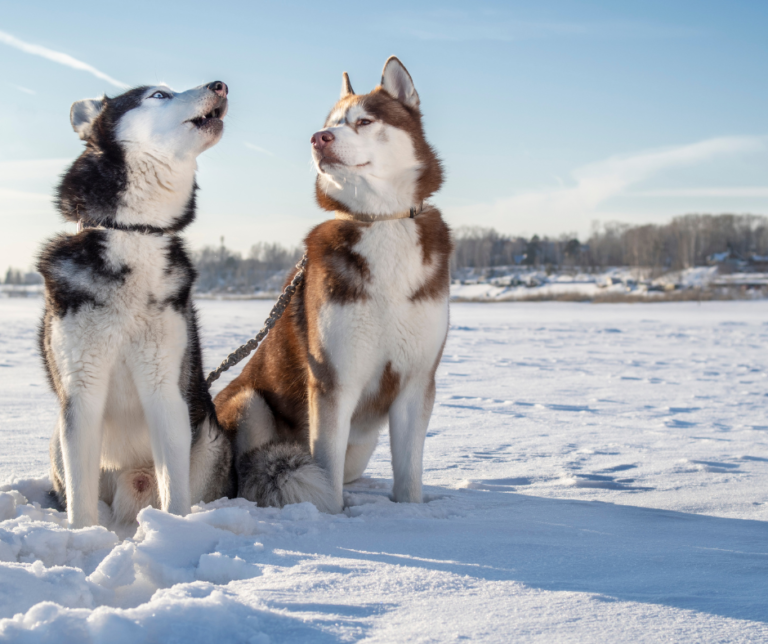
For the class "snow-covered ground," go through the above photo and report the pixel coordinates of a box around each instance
[1,298,767,642]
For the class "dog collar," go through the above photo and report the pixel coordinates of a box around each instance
[77,220,166,235]
[335,202,423,223]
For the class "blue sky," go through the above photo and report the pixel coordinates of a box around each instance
[1,0,767,272]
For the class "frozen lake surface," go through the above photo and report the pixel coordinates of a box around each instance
[1,298,767,642]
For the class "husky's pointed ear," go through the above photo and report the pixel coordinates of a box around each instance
[381,56,419,109]
[70,97,104,140]
[341,72,354,99]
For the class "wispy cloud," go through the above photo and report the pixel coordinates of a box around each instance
[245,142,275,157]
[447,136,768,234]
[0,30,128,89]
[8,83,35,95]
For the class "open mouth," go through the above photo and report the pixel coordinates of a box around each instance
[187,98,227,132]
[189,106,223,128]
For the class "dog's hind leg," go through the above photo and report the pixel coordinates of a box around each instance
[191,415,235,504]
[234,391,278,458]
[344,429,380,484]
[387,374,436,504]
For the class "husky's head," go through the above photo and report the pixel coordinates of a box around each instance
[57,81,229,231]
[311,57,443,217]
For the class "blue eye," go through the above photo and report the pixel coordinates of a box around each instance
[150,91,170,99]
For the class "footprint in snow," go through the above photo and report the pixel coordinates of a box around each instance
[565,473,653,491]
[600,464,637,473]
[676,459,742,474]
[666,419,697,428]
[690,460,741,473]
[460,477,533,491]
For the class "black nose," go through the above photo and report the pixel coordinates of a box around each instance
[207,81,228,96]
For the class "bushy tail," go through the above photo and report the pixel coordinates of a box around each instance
[237,442,336,513]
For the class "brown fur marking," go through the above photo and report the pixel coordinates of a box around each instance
[216,216,370,445]
[305,219,371,304]
[353,361,401,422]
[216,284,311,443]
[215,388,254,434]
[410,208,454,302]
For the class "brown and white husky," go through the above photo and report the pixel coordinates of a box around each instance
[215,57,451,513]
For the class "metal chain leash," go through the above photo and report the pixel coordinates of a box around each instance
[205,254,308,389]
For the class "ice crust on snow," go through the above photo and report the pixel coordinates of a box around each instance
[1,298,768,642]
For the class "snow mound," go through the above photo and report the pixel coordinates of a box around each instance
[0,477,465,640]
[0,585,274,644]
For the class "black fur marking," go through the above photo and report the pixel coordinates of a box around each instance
[201,429,237,501]
[163,236,197,312]
[47,489,65,512]
[37,230,130,317]
[185,304,217,433]
[167,182,198,232]
[37,314,57,394]
[48,404,67,510]
[56,87,148,227]
[153,235,218,444]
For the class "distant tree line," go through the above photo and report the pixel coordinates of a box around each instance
[7,214,764,294]
[452,214,768,272]
[194,240,303,293]
[3,268,43,286]
[191,214,768,292]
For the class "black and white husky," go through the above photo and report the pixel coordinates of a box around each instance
[38,81,235,528]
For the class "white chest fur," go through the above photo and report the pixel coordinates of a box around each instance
[317,219,448,390]
[104,232,186,304]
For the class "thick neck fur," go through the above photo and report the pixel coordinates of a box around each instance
[57,145,198,232]
[117,151,198,229]
[316,167,421,216]
[314,88,443,217]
